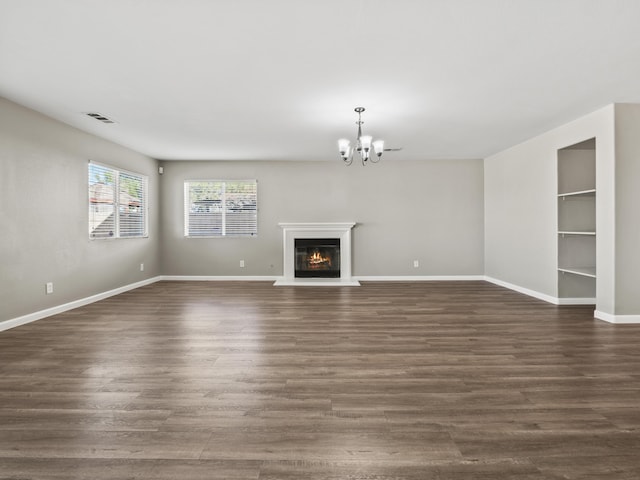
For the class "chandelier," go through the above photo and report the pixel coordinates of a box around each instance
[338,107,384,165]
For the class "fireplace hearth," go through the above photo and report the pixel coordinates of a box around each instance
[295,238,340,278]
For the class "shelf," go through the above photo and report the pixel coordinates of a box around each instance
[558,189,596,198]
[558,267,596,278]
[558,231,596,236]
[557,141,596,299]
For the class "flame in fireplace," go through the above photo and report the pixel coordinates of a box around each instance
[308,249,332,269]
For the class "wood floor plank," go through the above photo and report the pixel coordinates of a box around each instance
[1,280,640,479]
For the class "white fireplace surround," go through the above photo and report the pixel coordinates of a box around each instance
[274,222,359,286]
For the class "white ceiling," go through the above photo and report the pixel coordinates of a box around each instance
[2,0,640,161]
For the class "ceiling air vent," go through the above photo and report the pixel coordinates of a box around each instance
[85,112,116,124]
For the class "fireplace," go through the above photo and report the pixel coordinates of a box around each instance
[275,222,359,286]
[295,238,340,278]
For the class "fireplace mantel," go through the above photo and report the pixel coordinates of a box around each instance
[274,222,359,286]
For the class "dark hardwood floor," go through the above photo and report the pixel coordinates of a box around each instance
[1,281,640,479]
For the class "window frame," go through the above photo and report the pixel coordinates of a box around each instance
[184,179,258,238]
[88,161,149,240]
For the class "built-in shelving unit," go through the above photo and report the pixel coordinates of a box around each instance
[557,138,596,300]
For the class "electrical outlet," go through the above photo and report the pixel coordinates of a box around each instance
[413,260,419,268]
[239,260,245,268]
[45,282,54,295]
[140,263,144,272]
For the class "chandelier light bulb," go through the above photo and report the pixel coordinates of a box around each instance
[360,135,372,152]
[372,140,385,157]
[338,139,350,156]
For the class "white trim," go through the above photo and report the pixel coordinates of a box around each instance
[165,275,483,284]
[277,222,356,230]
[594,310,640,324]
[356,275,485,282]
[484,276,598,308]
[556,297,597,305]
[484,276,562,304]
[274,278,360,286]
[0,276,162,333]
[594,310,616,323]
[161,275,278,282]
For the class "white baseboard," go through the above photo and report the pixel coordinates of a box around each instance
[160,275,279,282]
[0,276,162,333]
[483,276,562,304]
[163,275,484,283]
[355,275,486,282]
[594,310,640,324]
[556,297,597,305]
[483,276,598,306]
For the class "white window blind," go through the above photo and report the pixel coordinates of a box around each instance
[88,162,148,239]
[184,180,257,237]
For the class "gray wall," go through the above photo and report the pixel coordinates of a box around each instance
[484,137,558,296]
[484,105,616,313]
[0,97,160,322]
[159,159,485,277]
[614,104,640,315]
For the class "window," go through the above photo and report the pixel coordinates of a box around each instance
[184,180,257,237]
[88,162,148,239]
